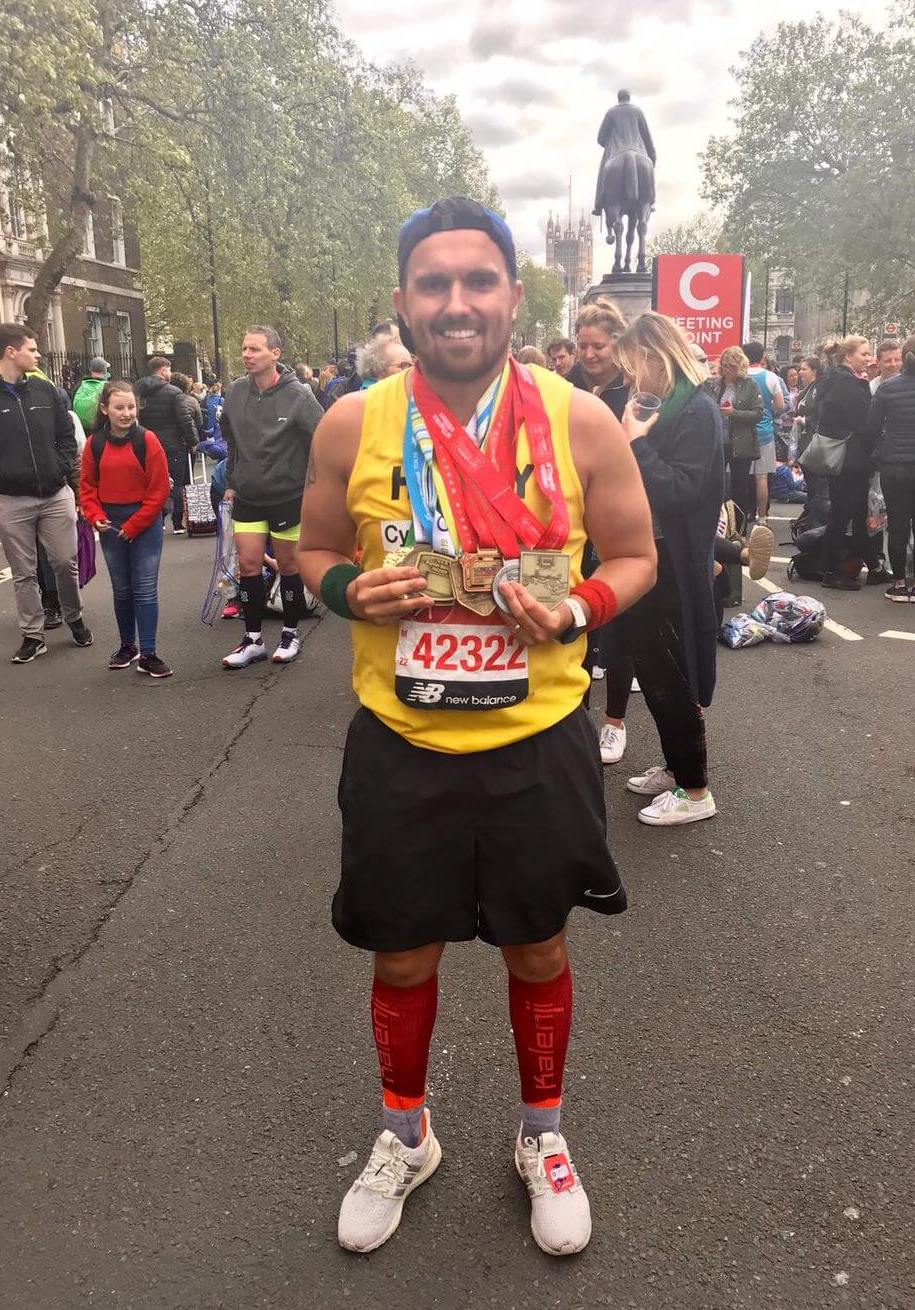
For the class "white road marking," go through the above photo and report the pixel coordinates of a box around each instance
[880,629,915,642]
[743,569,864,641]
[766,515,797,521]
[772,556,791,564]
[0,567,11,585]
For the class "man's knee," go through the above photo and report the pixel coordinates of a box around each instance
[502,932,568,983]
[374,943,445,988]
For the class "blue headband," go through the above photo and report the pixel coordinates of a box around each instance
[398,197,518,282]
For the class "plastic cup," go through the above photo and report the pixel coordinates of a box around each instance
[631,391,662,421]
[631,392,662,422]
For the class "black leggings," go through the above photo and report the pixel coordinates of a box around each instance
[823,468,881,573]
[880,464,915,579]
[728,457,755,522]
[601,548,708,790]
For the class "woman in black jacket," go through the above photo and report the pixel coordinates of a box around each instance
[867,334,915,600]
[818,336,887,590]
[610,312,724,827]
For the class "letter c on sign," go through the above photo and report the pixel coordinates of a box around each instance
[679,261,720,312]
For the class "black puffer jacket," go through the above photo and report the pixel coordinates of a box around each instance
[867,365,915,465]
[0,375,78,497]
[134,375,198,455]
[814,365,872,472]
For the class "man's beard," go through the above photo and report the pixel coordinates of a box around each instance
[412,318,512,384]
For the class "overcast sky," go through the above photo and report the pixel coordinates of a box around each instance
[333,0,873,279]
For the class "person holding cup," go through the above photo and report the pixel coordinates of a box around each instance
[610,312,724,826]
[704,345,763,521]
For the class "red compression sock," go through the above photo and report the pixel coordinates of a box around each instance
[508,964,573,1133]
[371,973,438,1146]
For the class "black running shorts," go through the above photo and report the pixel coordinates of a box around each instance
[333,706,626,952]
[231,494,302,535]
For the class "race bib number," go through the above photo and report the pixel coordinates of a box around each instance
[395,612,529,711]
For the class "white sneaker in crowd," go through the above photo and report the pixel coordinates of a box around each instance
[222,634,268,669]
[599,722,627,764]
[272,628,301,664]
[626,765,675,795]
[338,1114,442,1253]
[591,665,605,680]
[515,1130,592,1256]
[638,787,717,826]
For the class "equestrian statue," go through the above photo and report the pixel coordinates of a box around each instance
[592,90,656,274]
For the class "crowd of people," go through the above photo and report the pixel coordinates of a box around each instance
[1,196,914,1263]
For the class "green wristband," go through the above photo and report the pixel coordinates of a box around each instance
[320,562,363,620]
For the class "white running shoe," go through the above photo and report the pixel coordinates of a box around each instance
[222,634,268,669]
[272,628,300,664]
[338,1115,442,1253]
[515,1130,592,1256]
[626,765,675,796]
[591,665,605,680]
[638,787,717,826]
[599,722,627,764]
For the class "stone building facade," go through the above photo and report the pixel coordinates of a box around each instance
[0,151,146,386]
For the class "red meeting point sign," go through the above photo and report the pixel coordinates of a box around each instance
[652,254,746,358]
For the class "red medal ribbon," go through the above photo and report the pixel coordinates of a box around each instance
[411,359,570,558]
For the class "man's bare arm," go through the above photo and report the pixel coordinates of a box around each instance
[296,393,362,596]
[570,388,657,615]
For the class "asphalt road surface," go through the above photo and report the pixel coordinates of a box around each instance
[1,517,913,1310]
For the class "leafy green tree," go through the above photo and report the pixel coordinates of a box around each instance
[648,214,722,257]
[1,0,497,369]
[701,12,915,334]
[514,257,565,346]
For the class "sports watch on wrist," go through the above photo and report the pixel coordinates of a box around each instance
[557,595,589,644]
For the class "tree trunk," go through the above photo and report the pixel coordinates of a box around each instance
[27,129,96,351]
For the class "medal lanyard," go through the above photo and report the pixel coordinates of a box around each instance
[404,369,504,551]
[411,359,570,557]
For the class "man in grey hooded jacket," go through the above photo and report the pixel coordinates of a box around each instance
[221,325,324,668]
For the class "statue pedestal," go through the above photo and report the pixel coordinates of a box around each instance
[582,271,653,323]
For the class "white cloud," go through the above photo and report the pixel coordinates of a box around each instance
[332,0,875,278]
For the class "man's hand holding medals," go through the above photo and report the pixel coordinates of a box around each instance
[346,562,432,625]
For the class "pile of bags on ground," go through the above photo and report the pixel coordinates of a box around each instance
[720,591,827,648]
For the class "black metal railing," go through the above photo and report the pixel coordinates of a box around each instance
[42,350,139,394]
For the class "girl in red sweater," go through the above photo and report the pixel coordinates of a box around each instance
[80,381,174,677]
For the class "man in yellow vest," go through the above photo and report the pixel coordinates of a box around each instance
[298,198,657,1257]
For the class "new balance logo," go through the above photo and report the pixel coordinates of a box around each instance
[405,681,446,705]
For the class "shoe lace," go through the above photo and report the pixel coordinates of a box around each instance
[651,788,687,812]
[601,725,622,744]
[356,1141,411,1197]
[520,1135,577,1198]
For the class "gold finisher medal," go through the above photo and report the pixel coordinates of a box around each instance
[415,550,455,602]
[519,550,571,610]
[460,549,503,593]
[448,558,497,616]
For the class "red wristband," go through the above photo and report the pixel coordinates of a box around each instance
[571,579,618,629]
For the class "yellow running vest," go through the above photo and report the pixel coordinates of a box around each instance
[348,364,589,753]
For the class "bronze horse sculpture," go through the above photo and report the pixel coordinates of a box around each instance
[592,90,657,275]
